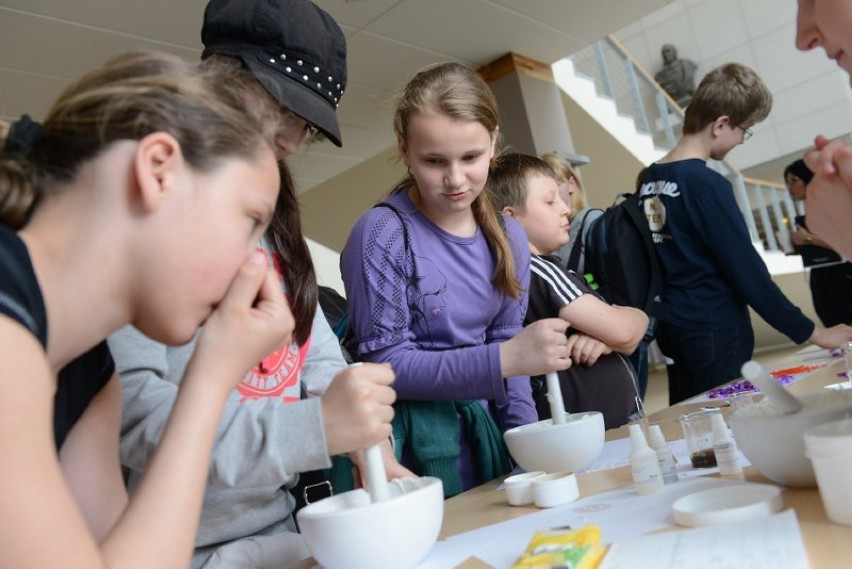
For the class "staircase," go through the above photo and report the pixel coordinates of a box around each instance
[552,57,665,166]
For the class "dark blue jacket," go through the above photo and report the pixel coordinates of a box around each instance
[638,159,813,342]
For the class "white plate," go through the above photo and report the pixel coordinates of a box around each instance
[672,483,783,527]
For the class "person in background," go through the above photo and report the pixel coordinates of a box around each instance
[0,50,303,569]
[784,159,852,327]
[341,62,573,497]
[112,2,407,568]
[795,0,852,260]
[637,62,852,405]
[488,153,647,429]
[540,153,601,276]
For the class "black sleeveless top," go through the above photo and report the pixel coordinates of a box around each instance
[0,226,114,450]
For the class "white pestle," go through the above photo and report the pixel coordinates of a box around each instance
[546,371,567,425]
[348,361,391,503]
[363,443,391,503]
[741,360,804,415]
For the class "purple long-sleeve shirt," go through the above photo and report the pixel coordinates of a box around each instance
[341,189,536,486]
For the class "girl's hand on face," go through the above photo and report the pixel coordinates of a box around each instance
[194,251,294,386]
[500,318,572,378]
[565,333,611,367]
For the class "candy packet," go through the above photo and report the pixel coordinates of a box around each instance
[510,525,606,569]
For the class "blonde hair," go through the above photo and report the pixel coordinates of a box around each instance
[540,153,586,218]
[682,62,772,135]
[392,62,521,299]
[1,51,276,230]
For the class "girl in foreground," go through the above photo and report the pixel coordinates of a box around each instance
[0,51,391,568]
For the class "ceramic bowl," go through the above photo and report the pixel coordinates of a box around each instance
[503,412,605,474]
[296,476,443,569]
[728,389,852,488]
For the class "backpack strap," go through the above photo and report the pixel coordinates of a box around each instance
[374,201,410,254]
[566,207,602,273]
[621,192,663,334]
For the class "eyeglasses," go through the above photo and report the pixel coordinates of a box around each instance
[281,109,320,139]
[736,124,753,141]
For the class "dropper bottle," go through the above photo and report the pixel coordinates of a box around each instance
[629,423,664,495]
[648,424,678,485]
[711,412,743,478]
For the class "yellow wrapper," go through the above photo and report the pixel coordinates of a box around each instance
[511,525,606,569]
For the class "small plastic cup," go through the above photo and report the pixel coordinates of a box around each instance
[680,409,721,468]
[532,471,579,508]
[504,471,545,506]
[804,417,852,526]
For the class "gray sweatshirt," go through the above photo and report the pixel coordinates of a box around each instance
[112,295,346,568]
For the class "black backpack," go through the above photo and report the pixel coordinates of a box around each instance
[582,192,663,336]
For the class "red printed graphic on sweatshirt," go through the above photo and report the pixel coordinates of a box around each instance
[237,339,310,402]
[235,244,310,402]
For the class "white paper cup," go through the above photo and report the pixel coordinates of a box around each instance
[504,471,545,506]
[804,417,852,525]
[532,471,579,508]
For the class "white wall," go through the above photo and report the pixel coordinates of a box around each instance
[307,238,345,296]
[614,0,852,170]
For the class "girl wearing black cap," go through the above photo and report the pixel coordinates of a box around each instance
[785,159,852,327]
[111,2,410,568]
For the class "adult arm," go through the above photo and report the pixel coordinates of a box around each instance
[791,223,836,250]
[803,135,852,260]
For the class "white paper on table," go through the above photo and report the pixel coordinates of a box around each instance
[598,509,808,569]
[421,477,754,569]
[583,437,632,472]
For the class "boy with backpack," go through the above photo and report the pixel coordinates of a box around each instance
[637,62,852,404]
[488,153,648,429]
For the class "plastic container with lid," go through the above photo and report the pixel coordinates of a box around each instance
[804,417,852,525]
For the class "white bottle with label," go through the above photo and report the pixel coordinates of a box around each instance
[648,424,678,484]
[711,412,743,478]
[629,423,664,495]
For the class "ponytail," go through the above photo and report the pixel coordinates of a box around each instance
[0,116,42,229]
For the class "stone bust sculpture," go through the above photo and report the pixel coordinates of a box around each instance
[654,44,697,108]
